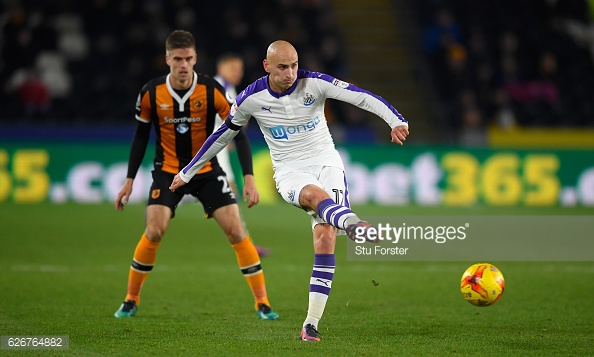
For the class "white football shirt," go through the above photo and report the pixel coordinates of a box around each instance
[180,69,407,182]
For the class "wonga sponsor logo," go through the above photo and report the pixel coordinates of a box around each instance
[269,116,321,140]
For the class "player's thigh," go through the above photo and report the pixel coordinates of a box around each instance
[148,170,185,218]
[195,172,237,219]
[318,166,350,208]
[274,168,322,208]
[310,166,349,235]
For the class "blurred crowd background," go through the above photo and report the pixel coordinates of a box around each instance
[0,0,346,124]
[1,0,594,144]
[416,0,594,144]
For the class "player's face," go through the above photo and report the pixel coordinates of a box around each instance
[219,58,244,87]
[166,47,197,89]
[264,50,298,93]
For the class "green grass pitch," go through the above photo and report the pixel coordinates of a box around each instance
[1,202,593,356]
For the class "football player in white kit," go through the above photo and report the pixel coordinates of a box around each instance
[213,53,242,188]
[214,53,270,257]
[170,40,409,341]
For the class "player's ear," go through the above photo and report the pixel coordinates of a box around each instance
[263,59,270,73]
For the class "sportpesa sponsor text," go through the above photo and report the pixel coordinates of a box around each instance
[163,116,201,124]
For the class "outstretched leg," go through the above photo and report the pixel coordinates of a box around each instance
[302,185,379,243]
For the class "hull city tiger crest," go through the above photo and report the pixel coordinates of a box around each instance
[151,189,160,199]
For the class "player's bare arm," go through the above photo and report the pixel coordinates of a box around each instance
[391,125,409,145]
[242,174,259,208]
[115,178,134,211]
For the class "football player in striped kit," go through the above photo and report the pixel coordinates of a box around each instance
[114,30,278,321]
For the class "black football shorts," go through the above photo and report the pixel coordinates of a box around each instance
[147,169,236,218]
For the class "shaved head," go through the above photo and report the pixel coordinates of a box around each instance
[266,40,298,61]
[263,40,299,93]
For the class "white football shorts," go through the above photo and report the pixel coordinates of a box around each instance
[274,165,350,234]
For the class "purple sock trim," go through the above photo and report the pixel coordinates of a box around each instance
[314,253,335,267]
[316,198,335,218]
[311,285,331,295]
[317,199,355,228]
[310,254,335,295]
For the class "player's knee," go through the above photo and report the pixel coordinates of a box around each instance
[299,185,328,208]
[221,221,246,244]
[144,226,166,242]
[314,224,337,241]
[227,229,247,244]
[313,224,336,253]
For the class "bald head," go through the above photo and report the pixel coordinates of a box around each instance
[266,40,298,61]
[263,40,299,93]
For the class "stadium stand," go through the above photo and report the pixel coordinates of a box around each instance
[1,0,347,128]
[412,0,594,144]
[3,0,594,145]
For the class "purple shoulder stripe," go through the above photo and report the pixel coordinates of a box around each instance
[302,69,407,123]
[349,83,407,123]
[236,76,268,106]
[298,69,335,84]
